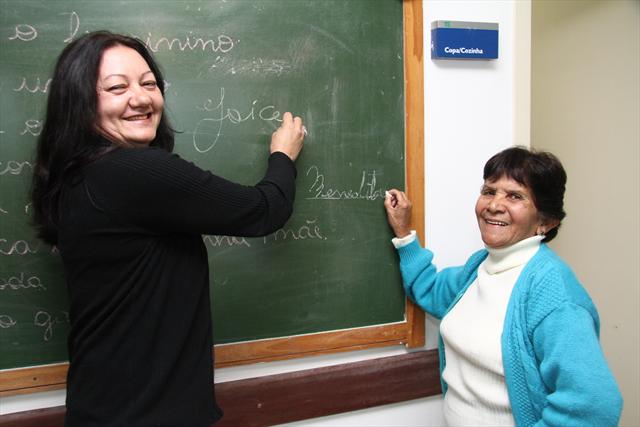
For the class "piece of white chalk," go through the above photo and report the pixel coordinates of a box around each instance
[385,191,391,198]
[302,126,308,136]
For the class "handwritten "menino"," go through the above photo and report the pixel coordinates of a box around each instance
[305,166,385,201]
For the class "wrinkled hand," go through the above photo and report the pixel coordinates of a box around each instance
[384,189,412,238]
[270,112,305,161]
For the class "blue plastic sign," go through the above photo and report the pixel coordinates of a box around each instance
[431,21,499,60]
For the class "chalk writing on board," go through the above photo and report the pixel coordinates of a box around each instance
[13,77,51,94]
[1,274,47,291]
[0,161,33,176]
[64,11,80,42]
[34,310,69,342]
[0,203,34,217]
[9,11,81,44]
[203,235,251,248]
[193,87,281,153]
[305,166,385,201]
[263,218,327,243]
[0,315,17,329]
[0,239,40,256]
[11,11,84,43]
[20,120,43,137]
[210,57,292,76]
[203,218,328,248]
[144,32,234,54]
[8,10,234,57]
[8,24,38,42]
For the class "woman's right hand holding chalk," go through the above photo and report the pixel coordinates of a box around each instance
[384,189,412,238]
[270,111,305,161]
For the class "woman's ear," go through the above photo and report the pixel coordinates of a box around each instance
[537,217,560,236]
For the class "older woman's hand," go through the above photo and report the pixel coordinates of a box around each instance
[270,112,305,161]
[384,189,412,238]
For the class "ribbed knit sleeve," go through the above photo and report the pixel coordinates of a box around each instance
[83,147,296,237]
[531,305,622,427]
[396,240,486,320]
[502,245,623,427]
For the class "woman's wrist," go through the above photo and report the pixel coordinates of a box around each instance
[391,230,416,249]
[394,229,411,239]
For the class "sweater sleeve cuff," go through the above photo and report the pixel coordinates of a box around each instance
[392,230,417,248]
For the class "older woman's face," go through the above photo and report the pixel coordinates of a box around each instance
[475,175,544,249]
[96,45,164,145]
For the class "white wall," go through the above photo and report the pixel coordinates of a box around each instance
[0,1,527,424]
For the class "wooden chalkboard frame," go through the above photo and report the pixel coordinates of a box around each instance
[0,0,424,397]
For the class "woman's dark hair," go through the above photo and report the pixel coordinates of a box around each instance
[31,31,174,245]
[483,146,567,242]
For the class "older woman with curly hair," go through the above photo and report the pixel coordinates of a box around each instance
[385,146,622,427]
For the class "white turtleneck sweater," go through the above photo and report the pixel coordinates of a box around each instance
[439,235,544,427]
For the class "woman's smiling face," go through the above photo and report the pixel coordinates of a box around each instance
[95,45,164,145]
[475,175,544,249]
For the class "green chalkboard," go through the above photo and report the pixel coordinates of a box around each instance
[0,0,407,372]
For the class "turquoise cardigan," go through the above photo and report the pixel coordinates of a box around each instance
[397,240,623,427]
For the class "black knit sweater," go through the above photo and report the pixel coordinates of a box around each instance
[57,146,296,426]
